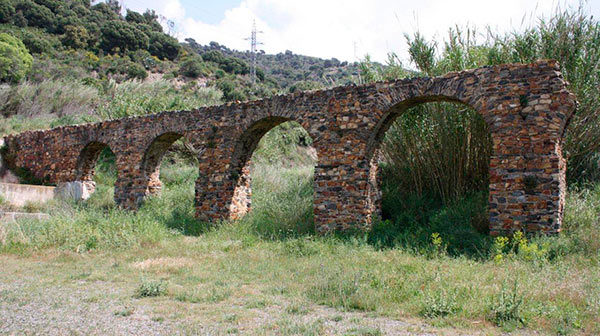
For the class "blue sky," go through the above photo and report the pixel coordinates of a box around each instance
[123,0,600,63]
[175,0,240,25]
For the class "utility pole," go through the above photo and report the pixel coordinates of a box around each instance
[244,20,263,84]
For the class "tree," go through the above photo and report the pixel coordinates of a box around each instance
[142,10,162,32]
[100,21,149,53]
[179,57,205,78]
[62,25,89,49]
[0,33,33,83]
[105,0,121,15]
[148,31,180,60]
[201,50,225,64]
[16,0,57,32]
[0,1,15,23]
[125,10,144,24]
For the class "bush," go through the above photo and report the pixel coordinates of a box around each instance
[20,29,55,54]
[0,1,15,23]
[136,280,167,297]
[420,288,460,318]
[148,31,180,61]
[179,57,205,78]
[62,25,89,49]
[126,62,147,80]
[0,33,33,83]
[99,21,149,54]
[16,0,57,32]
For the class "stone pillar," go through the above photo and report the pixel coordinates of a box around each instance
[487,92,571,236]
[113,154,147,210]
[313,159,374,233]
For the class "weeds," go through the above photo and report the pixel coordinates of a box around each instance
[136,280,167,298]
[488,281,525,328]
[420,288,460,318]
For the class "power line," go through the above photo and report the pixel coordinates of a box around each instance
[244,20,263,84]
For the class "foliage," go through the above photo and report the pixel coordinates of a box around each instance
[125,62,147,80]
[136,280,167,297]
[178,56,207,78]
[394,6,600,185]
[216,77,247,101]
[15,0,57,32]
[147,30,179,61]
[0,0,178,66]
[488,281,525,328]
[99,20,149,53]
[185,38,361,90]
[96,80,222,119]
[420,287,460,318]
[62,24,89,49]
[381,102,491,204]
[0,2,15,23]
[0,33,33,83]
[0,78,221,133]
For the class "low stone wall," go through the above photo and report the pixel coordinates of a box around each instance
[0,183,56,207]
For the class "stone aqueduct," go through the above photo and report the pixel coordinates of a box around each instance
[1,60,576,235]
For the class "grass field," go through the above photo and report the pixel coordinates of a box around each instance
[1,149,599,335]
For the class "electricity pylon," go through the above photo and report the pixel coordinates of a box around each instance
[244,20,263,84]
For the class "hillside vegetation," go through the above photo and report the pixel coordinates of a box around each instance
[1,2,600,335]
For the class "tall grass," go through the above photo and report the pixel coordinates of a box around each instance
[96,80,222,119]
[381,102,491,203]
[359,5,600,211]
[0,79,223,136]
[0,80,100,118]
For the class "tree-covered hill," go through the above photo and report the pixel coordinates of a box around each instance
[183,39,363,91]
[0,0,373,107]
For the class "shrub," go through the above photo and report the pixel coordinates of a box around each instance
[62,25,89,49]
[136,280,167,297]
[179,57,205,78]
[16,0,57,32]
[0,33,33,83]
[99,21,149,54]
[0,1,15,23]
[148,31,180,61]
[126,62,147,80]
[20,29,55,54]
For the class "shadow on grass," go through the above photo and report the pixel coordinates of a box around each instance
[328,189,494,260]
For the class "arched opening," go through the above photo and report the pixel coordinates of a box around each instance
[141,132,184,195]
[140,132,201,235]
[368,99,492,255]
[231,117,317,237]
[75,141,117,208]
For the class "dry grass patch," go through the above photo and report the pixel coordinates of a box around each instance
[130,257,193,274]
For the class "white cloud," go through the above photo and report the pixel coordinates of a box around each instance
[125,0,592,63]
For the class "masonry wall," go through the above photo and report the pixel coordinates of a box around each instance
[1,60,576,235]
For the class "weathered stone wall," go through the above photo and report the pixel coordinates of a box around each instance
[1,60,577,235]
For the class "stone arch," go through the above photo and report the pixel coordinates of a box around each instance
[75,141,114,195]
[140,132,184,195]
[365,94,491,226]
[366,94,482,162]
[228,116,300,219]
